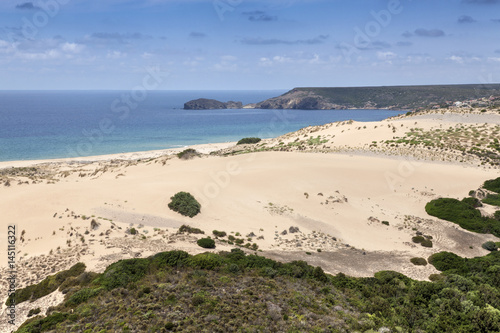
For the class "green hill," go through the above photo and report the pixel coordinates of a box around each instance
[254,84,500,110]
[13,247,500,333]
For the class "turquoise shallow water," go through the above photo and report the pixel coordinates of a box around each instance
[0,90,404,162]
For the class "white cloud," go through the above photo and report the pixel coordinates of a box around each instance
[106,51,126,59]
[448,55,464,64]
[61,43,85,53]
[377,51,397,61]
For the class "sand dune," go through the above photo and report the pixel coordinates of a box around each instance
[1,110,499,331]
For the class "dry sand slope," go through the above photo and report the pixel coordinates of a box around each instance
[0,110,499,331]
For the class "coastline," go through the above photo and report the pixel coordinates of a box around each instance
[0,141,236,169]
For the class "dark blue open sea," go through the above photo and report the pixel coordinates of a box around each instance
[0,90,404,162]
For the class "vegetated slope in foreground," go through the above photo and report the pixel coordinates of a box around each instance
[13,247,500,333]
[425,177,500,237]
[254,84,500,110]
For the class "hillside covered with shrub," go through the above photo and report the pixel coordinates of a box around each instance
[12,244,500,333]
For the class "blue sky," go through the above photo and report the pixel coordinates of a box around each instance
[0,0,499,90]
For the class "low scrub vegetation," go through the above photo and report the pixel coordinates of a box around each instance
[410,257,427,266]
[197,238,216,249]
[237,137,261,145]
[178,225,204,234]
[14,248,500,333]
[483,194,500,207]
[484,177,500,193]
[425,197,500,237]
[212,230,227,237]
[176,148,200,160]
[6,263,85,306]
[482,241,499,252]
[168,192,201,218]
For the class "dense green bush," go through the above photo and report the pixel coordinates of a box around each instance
[176,148,199,160]
[178,224,204,234]
[484,177,500,193]
[426,198,482,221]
[151,250,189,268]
[483,194,500,207]
[97,258,150,290]
[410,257,428,266]
[412,236,425,243]
[188,253,225,269]
[197,238,216,249]
[65,287,104,306]
[212,230,227,237]
[168,192,201,218]
[462,197,482,208]
[428,252,467,272]
[482,241,499,252]
[495,211,500,221]
[421,239,433,248]
[237,137,261,145]
[425,197,500,237]
[129,227,137,235]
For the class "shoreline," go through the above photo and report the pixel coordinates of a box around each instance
[0,141,236,169]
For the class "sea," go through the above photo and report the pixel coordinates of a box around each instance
[0,90,405,162]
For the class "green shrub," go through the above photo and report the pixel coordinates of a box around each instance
[421,239,433,248]
[97,258,149,290]
[425,197,500,237]
[428,252,466,272]
[484,177,500,193]
[412,236,425,243]
[197,238,216,249]
[237,137,261,145]
[168,192,201,218]
[66,287,103,306]
[151,250,189,268]
[176,148,199,160]
[482,241,499,252]
[495,211,500,221]
[188,253,225,270]
[382,221,390,226]
[27,308,41,317]
[212,230,227,237]
[483,194,500,207]
[129,228,137,235]
[426,198,482,222]
[178,225,204,234]
[462,197,482,208]
[410,257,428,266]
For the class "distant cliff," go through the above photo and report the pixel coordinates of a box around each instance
[249,84,500,110]
[184,98,242,110]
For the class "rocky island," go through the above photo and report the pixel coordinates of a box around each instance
[183,98,242,110]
